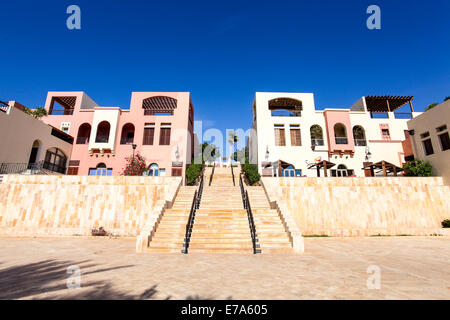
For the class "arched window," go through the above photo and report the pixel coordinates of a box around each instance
[334,123,348,144]
[43,148,67,174]
[353,125,367,146]
[268,98,302,117]
[120,123,135,144]
[89,163,112,176]
[148,163,159,176]
[310,125,324,146]
[95,121,110,143]
[28,140,41,166]
[76,123,91,144]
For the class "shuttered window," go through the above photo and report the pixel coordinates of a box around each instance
[290,126,301,146]
[143,127,155,145]
[159,127,171,145]
[274,125,286,146]
[171,168,182,176]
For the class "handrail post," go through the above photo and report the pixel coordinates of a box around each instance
[231,164,235,186]
[208,164,215,186]
[182,189,198,254]
[239,175,260,254]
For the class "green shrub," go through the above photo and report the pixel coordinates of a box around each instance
[242,163,261,185]
[403,159,432,177]
[185,160,203,185]
[442,219,450,228]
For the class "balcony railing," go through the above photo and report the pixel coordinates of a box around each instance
[311,139,324,146]
[0,101,9,113]
[354,139,367,146]
[120,137,134,144]
[271,111,302,117]
[335,137,348,144]
[0,161,66,175]
[370,112,389,119]
[95,136,109,143]
[76,137,89,144]
[49,109,74,116]
[394,112,413,119]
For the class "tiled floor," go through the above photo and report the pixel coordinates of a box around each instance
[0,236,449,299]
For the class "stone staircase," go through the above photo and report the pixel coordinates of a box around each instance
[146,186,197,252]
[146,166,294,254]
[188,167,254,253]
[246,187,293,253]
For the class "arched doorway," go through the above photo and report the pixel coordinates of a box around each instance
[43,148,67,173]
[337,164,348,177]
[149,163,159,176]
[28,140,41,167]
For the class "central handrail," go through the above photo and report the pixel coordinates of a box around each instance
[239,174,260,254]
[208,164,215,186]
[183,171,204,254]
[231,164,235,186]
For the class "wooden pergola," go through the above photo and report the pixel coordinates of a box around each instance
[307,160,336,177]
[365,95,414,113]
[362,160,404,177]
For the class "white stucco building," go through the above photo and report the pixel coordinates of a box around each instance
[249,92,420,177]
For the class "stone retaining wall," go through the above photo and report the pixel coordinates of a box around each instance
[262,177,450,237]
[0,175,181,237]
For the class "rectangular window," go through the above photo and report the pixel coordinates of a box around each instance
[274,125,286,146]
[422,139,434,156]
[438,132,450,151]
[436,125,447,133]
[67,167,79,175]
[171,168,182,176]
[89,168,112,176]
[290,126,301,146]
[420,132,430,139]
[382,129,390,138]
[143,124,155,145]
[159,124,171,145]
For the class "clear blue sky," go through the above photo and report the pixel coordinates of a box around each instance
[1,0,449,140]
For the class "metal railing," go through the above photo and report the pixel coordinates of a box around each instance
[239,175,260,254]
[208,164,215,186]
[76,137,89,144]
[231,164,235,186]
[120,137,134,144]
[95,136,109,143]
[354,139,367,146]
[0,101,9,113]
[311,139,324,146]
[0,161,66,175]
[182,171,204,254]
[335,137,348,144]
[394,112,413,119]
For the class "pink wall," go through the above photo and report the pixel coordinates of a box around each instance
[323,110,355,155]
[42,92,194,179]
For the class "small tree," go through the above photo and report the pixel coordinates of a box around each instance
[185,159,203,185]
[403,159,432,177]
[23,106,47,119]
[123,153,147,176]
[425,103,438,111]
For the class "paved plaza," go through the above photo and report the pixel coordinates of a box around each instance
[0,236,449,299]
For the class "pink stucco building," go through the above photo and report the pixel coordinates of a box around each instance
[41,92,195,181]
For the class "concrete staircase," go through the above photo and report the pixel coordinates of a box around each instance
[146,186,197,253]
[246,186,293,253]
[146,166,294,254]
[188,167,254,253]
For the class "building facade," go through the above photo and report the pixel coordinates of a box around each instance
[406,100,450,185]
[249,92,420,177]
[41,92,195,180]
[0,100,73,174]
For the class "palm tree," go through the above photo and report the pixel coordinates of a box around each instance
[227,131,238,167]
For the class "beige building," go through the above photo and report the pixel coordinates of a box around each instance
[0,101,73,174]
[407,100,450,184]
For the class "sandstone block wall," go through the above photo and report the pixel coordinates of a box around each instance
[262,177,450,236]
[0,175,181,237]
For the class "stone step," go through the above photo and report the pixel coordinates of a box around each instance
[187,248,254,254]
[189,242,252,249]
[146,247,182,253]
